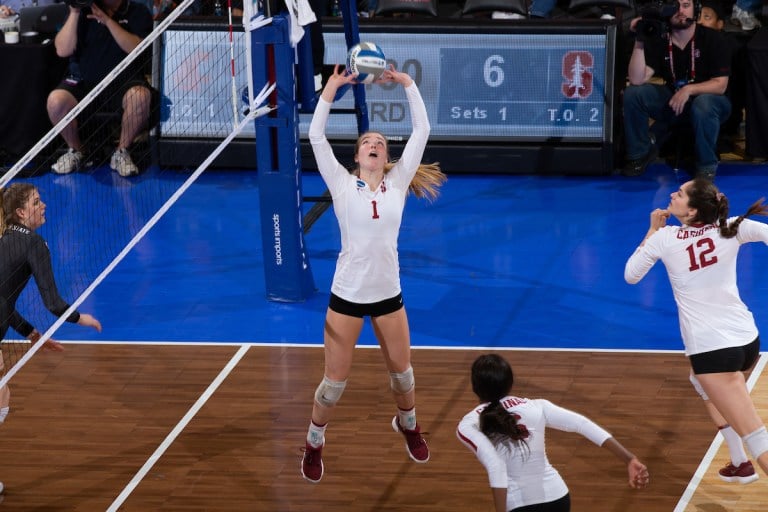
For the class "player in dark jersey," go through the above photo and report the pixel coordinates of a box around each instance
[0,182,102,494]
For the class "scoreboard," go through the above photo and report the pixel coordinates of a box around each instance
[158,20,619,174]
[316,29,610,142]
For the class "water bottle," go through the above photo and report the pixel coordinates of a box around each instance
[214,0,223,16]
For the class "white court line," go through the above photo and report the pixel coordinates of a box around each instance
[673,352,768,512]
[1,338,688,354]
[106,344,250,512]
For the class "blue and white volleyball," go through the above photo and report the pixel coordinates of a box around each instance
[346,42,386,84]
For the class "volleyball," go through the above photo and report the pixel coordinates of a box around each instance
[346,42,386,84]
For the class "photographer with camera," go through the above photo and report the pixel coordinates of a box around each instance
[46,0,155,177]
[621,0,731,179]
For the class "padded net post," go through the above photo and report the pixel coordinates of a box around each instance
[251,14,315,302]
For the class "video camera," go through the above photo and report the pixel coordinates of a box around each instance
[634,0,682,40]
[64,0,95,9]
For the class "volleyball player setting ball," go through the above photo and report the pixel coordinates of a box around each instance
[301,43,446,484]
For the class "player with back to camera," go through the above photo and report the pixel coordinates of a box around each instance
[0,182,102,495]
[625,177,768,481]
[457,354,650,512]
[300,63,446,483]
[685,4,757,483]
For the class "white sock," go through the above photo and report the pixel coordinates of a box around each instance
[720,425,749,465]
[307,420,326,448]
[0,406,8,423]
[398,407,417,431]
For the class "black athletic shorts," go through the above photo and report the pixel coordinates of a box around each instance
[512,493,571,512]
[328,292,403,318]
[690,337,760,375]
[54,78,161,128]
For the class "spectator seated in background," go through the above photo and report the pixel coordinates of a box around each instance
[491,0,617,20]
[133,0,202,19]
[0,0,58,17]
[698,0,724,29]
[698,0,748,154]
[197,0,240,16]
[621,0,731,179]
[730,0,761,31]
[46,0,158,177]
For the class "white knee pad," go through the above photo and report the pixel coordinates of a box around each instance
[689,372,710,401]
[744,426,768,459]
[314,376,346,408]
[390,366,415,394]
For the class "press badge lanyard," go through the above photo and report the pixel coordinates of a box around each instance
[669,37,696,89]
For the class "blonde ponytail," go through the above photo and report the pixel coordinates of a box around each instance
[383,161,446,202]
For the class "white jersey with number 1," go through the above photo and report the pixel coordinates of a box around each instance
[308,83,430,304]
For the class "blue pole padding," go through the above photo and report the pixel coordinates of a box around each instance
[297,31,318,113]
[339,0,369,134]
[251,14,316,302]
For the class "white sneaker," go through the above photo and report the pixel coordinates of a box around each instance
[492,11,525,19]
[51,148,83,174]
[110,148,139,177]
[732,5,761,31]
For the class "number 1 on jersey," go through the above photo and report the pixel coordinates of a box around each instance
[371,200,380,219]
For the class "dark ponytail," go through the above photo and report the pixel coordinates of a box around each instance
[686,178,768,238]
[471,354,530,450]
[479,400,530,448]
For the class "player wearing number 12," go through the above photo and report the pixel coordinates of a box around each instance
[457,354,649,512]
[625,178,768,479]
[301,65,445,483]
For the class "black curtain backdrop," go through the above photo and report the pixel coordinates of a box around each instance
[0,41,67,162]
[746,26,768,159]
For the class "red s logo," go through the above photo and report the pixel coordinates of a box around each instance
[561,51,594,99]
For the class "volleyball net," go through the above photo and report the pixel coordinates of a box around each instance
[0,0,283,388]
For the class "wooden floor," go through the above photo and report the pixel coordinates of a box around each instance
[2,344,765,511]
[3,162,768,510]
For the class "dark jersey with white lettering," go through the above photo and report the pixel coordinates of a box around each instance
[0,224,80,340]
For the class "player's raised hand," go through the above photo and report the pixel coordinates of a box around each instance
[322,65,357,102]
[650,208,670,230]
[376,65,413,87]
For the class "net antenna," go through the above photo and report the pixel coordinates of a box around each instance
[226,0,239,126]
[0,3,276,388]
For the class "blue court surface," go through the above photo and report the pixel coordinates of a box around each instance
[12,159,768,351]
